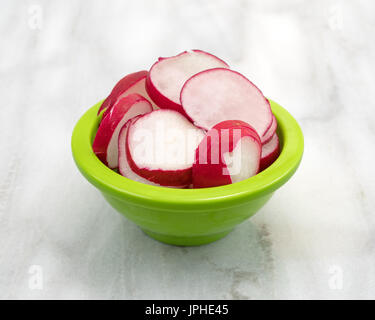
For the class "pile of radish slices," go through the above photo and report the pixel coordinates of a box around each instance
[93,50,280,188]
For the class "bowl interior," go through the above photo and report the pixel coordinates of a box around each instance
[71,99,304,207]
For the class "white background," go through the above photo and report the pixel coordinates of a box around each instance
[1,0,374,299]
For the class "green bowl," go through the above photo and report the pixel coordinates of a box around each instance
[71,99,304,246]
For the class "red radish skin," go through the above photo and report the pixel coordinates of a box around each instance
[98,71,157,116]
[93,93,153,168]
[146,50,229,116]
[193,120,261,188]
[180,68,273,137]
[126,109,205,187]
[261,114,277,145]
[260,133,280,171]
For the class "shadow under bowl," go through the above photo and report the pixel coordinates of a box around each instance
[71,99,304,246]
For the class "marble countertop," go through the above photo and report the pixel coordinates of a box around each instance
[1,0,375,299]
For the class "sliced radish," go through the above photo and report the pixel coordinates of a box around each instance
[118,118,186,188]
[119,117,163,186]
[180,68,273,137]
[192,120,261,188]
[93,93,153,168]
[126,109,206,187]
[146,50,229,115]
[261,114,277,145]
[260,133,280,171]
[98,70,157,116]
[118,117,167,186]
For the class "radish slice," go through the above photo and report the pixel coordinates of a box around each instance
[192,120,261,188]
[261,114,277,145]
[93,93,153,168]
[118,117,169,186]
[119,118,161,186]
[118,119,186,188]
[180,68,273,137]
[260,133,280,171]
[98,71,157,116]
[126,109,205,187]
[146,50,229,115]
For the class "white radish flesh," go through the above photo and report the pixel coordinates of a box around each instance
[126,109,206,186]
[180,68,273,137]
[118,117,168,187]
[223,136,261,183]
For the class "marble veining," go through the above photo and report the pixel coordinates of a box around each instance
[1,0,375,299]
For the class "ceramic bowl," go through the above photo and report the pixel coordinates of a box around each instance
[71,99,303,246]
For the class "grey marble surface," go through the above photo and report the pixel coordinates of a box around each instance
[1,0,375,299]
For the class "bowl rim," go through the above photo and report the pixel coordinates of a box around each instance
[71,99,304,206]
